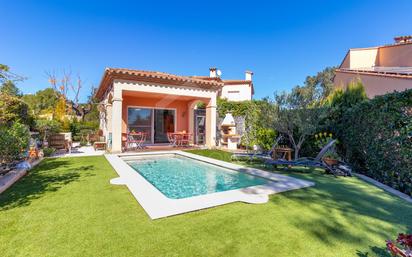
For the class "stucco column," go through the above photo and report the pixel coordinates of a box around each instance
[105,103,112,135]
[205,97,217,148]
[187,100,197,136]
[111,93,123,153]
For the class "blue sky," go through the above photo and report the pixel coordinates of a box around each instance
[2,0,411,102]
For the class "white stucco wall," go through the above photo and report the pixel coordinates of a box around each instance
[220,84,252,101]
[349,48,378,69]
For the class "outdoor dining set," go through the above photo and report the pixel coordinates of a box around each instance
[125,131,192,151]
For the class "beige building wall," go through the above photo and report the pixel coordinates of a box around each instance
[378,43,412,67]
[340,52,350,68]
[341,44,412,70]
[334,71,412,98]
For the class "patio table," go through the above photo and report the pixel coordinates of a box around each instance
[273,147,293,161]
[170,132,192,147]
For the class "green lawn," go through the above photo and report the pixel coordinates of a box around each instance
[0,152,411,257]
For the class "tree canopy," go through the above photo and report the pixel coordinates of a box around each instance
[22,88,59,115]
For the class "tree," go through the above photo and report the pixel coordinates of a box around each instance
[289,67,336,107]
[273,91,325,159]
[0,80,21,96]
[0,92,32,126]
[22,88,59,115]
[325,79,367,133]
[0,64,24,97]
[46,70,92,121]
[267,67,336,159]
[0,64,12,84]
[54,96,67,121]
[326,79,367,110]
[82,86,100,125]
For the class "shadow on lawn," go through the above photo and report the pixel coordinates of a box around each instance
[262,165,412,256]
[0,158,94,211]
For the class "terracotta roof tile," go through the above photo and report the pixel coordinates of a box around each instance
[191,77,254,94]
[222,79,252,85]
[96,68,224,100]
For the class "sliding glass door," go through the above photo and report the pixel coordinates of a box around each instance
[154,109,175,143]
[128,107,175,144]
[127,108,153,143]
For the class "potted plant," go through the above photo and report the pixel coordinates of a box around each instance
[314,132,341,166]
[322,150,340,166]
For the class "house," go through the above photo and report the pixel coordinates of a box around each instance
[190,68,254,102]
[334,36,412,98]
[95,67,253,152]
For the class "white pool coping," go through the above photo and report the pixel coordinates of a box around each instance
[105,151,315,219]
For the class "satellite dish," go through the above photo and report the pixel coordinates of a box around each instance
[216,69,222,77]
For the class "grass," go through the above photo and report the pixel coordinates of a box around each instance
[0,153,411,257]
[186,149,234,162]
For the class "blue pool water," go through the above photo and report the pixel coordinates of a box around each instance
[127,154,268,199]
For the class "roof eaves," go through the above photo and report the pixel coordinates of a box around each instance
[335,68,412,79]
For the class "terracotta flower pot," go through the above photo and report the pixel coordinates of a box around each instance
[323,157,338,166]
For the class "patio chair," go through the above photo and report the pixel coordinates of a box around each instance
[180,133,192,147]
[167,132,177,147]
[136,132,147,149]
[126,132,146,151]
[264,139,352,177]
[93,136,107,151]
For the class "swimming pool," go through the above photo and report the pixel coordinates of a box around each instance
[127,154,268,199]
[107,151,314,219]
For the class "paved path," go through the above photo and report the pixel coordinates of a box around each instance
[0,159,42,194]
[52,146,105,158]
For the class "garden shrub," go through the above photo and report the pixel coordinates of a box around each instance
[0,122,30,163]
[217,98,277,150]
[0,92,33,126]
[34,119,61,142]
[72,135,82,142]
[325,79,367,139]
[341,89,412,196]
[254,127,277,151]
[42,147,56,157]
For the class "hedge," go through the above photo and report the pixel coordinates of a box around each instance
[341,89,412,196]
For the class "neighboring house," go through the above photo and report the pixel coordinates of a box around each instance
[334,36,412,98]
[191,68,254,102]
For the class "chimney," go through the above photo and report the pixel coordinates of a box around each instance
[209,67,217,78]
[245,70,253,81]
[394,35,412,44]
